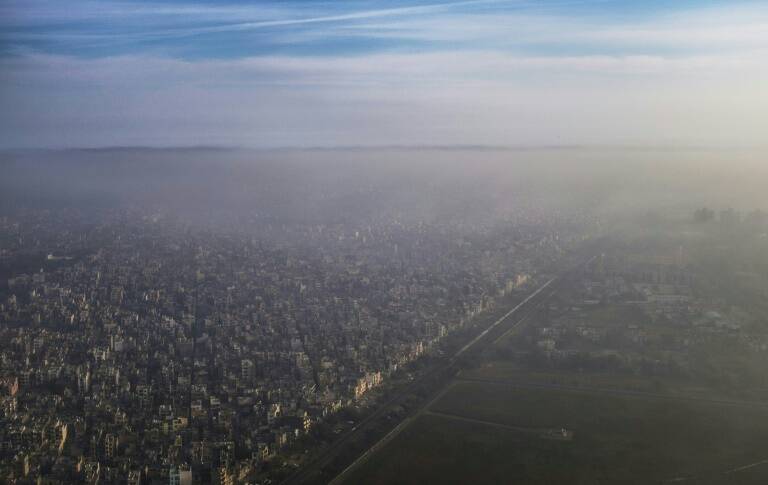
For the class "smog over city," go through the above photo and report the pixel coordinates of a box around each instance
[1,1,768,484]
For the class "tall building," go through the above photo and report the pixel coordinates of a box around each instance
[241,359,255,382]
[169,465,192,485]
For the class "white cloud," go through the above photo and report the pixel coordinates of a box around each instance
[315,6,768,53]
[6,1,768,54]
[1,2,767,148]
[2,49,767,148]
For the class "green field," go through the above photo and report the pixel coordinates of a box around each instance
[341,382,768,485]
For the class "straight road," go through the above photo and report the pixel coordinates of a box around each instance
[285,252,597,485]
[452,277,555,360]
[326,277,563,485]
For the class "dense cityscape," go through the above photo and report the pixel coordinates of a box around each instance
[2,152,768,484]
[0,204,590,484]
[3,0,768,482]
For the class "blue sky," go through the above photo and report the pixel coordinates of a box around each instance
[1,0,757,58]
[1,0,767,148]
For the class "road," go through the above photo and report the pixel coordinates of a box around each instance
[324,276,565,485]
[452,277,555,360]
[283,252,596,485]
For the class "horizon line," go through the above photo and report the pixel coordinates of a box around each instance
[1,143,763,154]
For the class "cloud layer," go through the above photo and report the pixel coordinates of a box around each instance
[1,1,767,148]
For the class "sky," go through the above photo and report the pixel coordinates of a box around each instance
[1,0,767,149]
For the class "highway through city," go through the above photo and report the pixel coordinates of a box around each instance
[283,252,597,485]
[326,279,565,485]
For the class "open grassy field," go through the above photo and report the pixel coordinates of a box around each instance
[341,381,768,485]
